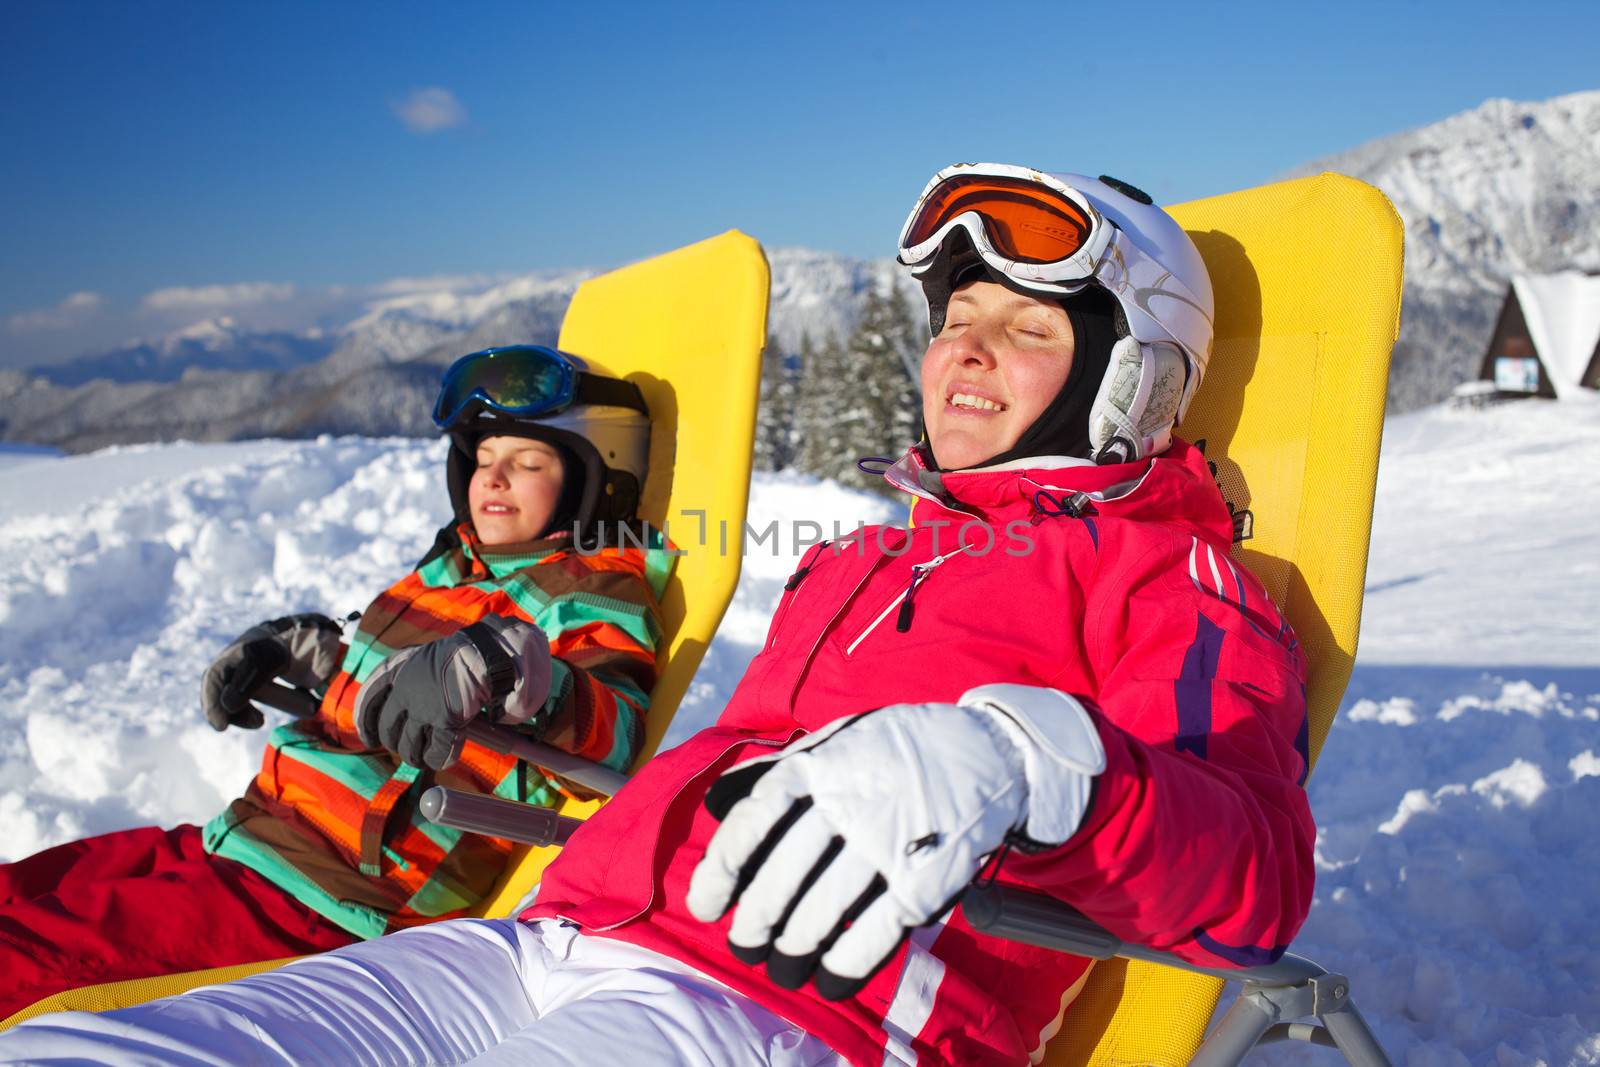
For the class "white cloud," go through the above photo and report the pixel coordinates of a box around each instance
[391,87,467,134]
[6,291,104,333]
[60,292,102,313]
[368,273,501,296]
[141,282,295,313]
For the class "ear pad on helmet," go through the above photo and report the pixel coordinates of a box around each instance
[1087,337,1190,464]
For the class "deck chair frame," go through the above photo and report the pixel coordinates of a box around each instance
[963,885,1392,1065]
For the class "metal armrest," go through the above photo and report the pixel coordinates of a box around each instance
[963,884,1393,1067]
[462,720,629,797]
[420,725,631,845]
[419,786,584,847]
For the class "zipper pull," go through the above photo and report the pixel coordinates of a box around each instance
[895,567,926,633]
[784,541,831,591]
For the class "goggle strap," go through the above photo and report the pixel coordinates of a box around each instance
[574,373,649,415]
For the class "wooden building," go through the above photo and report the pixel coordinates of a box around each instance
[1478,272,1600,399]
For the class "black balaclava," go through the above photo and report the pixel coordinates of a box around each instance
[926,258,1120,471]
[539,439,586,539]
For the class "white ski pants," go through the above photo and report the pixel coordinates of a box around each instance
[0,919,848,1067]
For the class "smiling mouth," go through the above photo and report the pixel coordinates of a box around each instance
[947,391,1008,413]
[479,503,517,514]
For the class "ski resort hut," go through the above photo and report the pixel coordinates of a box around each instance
[1477,271,1600,399]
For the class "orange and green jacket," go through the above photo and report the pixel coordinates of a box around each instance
[203,522,673,939]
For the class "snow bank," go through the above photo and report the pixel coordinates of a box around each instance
[0,398,1596,1062]
[1262,672,1600,1064]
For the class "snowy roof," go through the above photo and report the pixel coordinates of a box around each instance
[1510,271,1600,398]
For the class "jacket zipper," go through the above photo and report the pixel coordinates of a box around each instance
[843,548,964,656]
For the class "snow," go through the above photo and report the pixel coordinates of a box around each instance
[1356,397,1600,666]
[1,401,1597,1063]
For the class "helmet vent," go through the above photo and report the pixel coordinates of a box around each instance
[1098,176,1153,205]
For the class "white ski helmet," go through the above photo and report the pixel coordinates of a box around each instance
[897,163,1215,463]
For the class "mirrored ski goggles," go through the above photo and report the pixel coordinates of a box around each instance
[897,165,1116,291]
[431,345,644,430]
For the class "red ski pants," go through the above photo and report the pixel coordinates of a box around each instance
[0,824,357,1020]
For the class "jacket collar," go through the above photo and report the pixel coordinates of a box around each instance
[884,438,1234,546]
[457,522,574,579]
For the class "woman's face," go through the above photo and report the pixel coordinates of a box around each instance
[468,435,566,545]
[920,280,1077,470]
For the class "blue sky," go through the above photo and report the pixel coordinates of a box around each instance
[3,0,1597,366]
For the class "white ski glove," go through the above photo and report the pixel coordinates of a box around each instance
[686,684,1105,1000]
[354,615,553,771]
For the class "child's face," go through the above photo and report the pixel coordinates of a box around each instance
[468,435,566,545]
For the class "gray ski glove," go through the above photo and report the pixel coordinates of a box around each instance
[354,615,554,771]
[200,613,344,731]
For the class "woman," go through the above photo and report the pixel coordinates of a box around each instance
[0,346,672,1018]
[0,168,1313,1067]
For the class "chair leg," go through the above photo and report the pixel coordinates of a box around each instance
[1189,993,1278,1067]
[1189,971,1396,1067]
[1322,1001,1394,1067]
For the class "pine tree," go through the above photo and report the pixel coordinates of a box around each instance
[794,282,922,494]
[753,334,800,471]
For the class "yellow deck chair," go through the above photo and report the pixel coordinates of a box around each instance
[966,172,1402,1065]
[1,229,771,1028]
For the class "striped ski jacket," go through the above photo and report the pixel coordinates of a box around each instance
[527,440,1313,1067]
[204,523,673,939]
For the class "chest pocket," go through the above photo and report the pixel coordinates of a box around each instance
[761,541,831,653]
[760,539,888,654]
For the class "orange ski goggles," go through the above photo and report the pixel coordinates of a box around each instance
[897,165,1118,292]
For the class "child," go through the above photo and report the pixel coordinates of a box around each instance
[0,345,673,1018]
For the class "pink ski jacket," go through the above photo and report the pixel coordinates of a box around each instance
[526,439,1314,1067]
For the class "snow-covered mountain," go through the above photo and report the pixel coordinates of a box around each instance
[8,88,1596,449]
[1287,89,1600,410]
[32,317,336,387]
[0,251,909,453]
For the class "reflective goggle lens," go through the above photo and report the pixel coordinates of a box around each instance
[432,346,576,428]
[904,175,1095,264]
